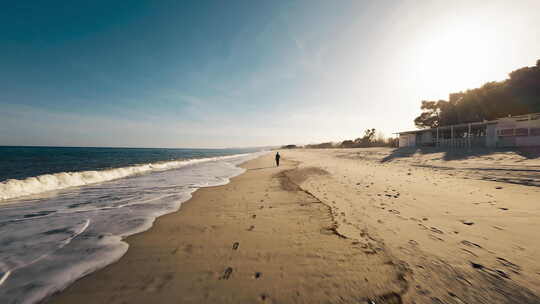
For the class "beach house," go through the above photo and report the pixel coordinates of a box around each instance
[397,113,540,148]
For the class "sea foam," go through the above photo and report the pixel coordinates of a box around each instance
[0,151,265,304]
[0,154,249,202]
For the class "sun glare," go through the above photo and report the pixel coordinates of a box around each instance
[409,20,506,100]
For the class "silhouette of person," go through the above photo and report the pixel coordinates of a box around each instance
[275,152,281,167]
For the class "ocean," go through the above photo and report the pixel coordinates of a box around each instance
[0,146,266,304]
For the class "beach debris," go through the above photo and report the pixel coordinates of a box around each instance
[220,267,233,280]
[232,242,239,250]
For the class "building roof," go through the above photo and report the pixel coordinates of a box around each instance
[397,121,496,135]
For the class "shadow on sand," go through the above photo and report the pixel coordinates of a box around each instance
[381,146,540,163]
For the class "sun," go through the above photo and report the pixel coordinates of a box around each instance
[409,19,507,100]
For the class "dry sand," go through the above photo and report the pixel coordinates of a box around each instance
[283,148,540,304]
[48,148,540,304]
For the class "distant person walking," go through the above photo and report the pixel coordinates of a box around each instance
[275,152,281,167]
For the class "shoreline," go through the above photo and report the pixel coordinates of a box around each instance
[47,152,405,304]
[46,148,540,303]
[0,152,259,304]
[0,152,258,202]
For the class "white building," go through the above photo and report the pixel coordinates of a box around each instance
[397,113,540,148]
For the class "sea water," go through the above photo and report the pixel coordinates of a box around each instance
[0,147,266,304]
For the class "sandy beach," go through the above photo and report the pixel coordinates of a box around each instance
[48,148,540,304]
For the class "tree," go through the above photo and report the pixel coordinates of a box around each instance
[354,128,376,146]
[414,100,443,128]
[413,59,540,127]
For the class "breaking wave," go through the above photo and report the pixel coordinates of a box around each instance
[0,154,248,202]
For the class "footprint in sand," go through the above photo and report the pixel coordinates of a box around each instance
[418,223,428,230]
[430,227,444,234]
[248,225,255,231]
[461,240,482,248]
[497,257,521,274]
[461,248,478,257]
[470,262,510,279]
[220,267,233,280]
[254,272,262,279]
[142,273,175,292]
[460,220,474,226]
[232,242,239,250]
[365,292,403,304]
[429,235,444,241]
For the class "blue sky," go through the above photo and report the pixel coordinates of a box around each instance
[2,0,540,147]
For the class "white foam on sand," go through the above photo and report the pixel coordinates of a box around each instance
[0,151,266,304]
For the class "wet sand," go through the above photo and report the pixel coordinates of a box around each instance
[48,153,406,304]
